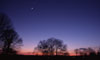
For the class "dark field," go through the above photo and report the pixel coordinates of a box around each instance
[0,55,100,60]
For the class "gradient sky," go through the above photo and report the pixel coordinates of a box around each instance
[0,0,100,55]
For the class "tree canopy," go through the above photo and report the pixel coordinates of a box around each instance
[35,37,68,56]
[0,13,23,55]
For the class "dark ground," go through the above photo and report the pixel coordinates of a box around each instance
[0,55,100,60]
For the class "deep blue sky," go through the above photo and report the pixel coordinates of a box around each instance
[0,0,100,54]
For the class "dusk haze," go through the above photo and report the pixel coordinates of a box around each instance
[0,0,100,59]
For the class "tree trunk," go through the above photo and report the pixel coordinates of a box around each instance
[56,48,58,55]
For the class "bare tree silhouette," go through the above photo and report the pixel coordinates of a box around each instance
[74,47,97,56]
[1,29,22,55]
[0,13,23,55]
[60,45,69,56]
[37,40,49,55]
[35,37,68,56]
[79,48,88,56]
[87,48,96,56]
[97,48,100,56]
[74,49,79,56]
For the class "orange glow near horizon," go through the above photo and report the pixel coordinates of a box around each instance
[17,46,77,56]
[18,50,76,56]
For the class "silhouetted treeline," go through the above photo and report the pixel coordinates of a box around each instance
[34,38,69,56]
[33,38,100,56]
[0,13,100,60]
[74,47,100,56]
[0,13,23,55]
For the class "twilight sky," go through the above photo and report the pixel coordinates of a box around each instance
[0,0,100,55]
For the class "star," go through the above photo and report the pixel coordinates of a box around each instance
[31,8,34,11]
